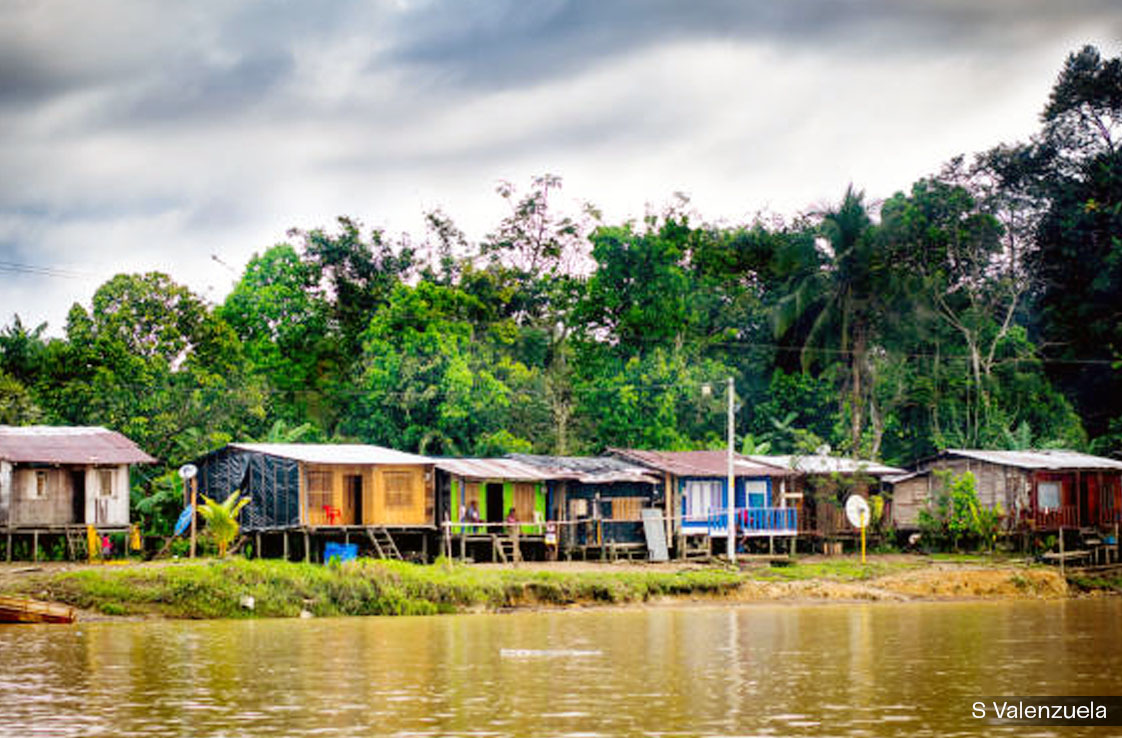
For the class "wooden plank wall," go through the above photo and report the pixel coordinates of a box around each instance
[303,464,432,526]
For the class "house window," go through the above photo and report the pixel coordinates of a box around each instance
[307,471,332,513]
[1038,481,1061,510]
[684,480,723,520]
[611,497,644,521]
[33,471,48,499]
[570,498,588,518]
[99,469,114,497]
[745,480,768,509]
[384,471,413,509]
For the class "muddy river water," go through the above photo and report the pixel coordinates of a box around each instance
[1,598,1120,736]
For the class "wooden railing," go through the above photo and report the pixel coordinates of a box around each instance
[1023,505,1078,529]
[701,507,798,536]
[1098,508,1122,527]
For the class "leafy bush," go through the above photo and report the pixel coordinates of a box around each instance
[917,470,1001,551]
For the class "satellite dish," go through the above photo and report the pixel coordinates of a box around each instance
[178,464,198,480]
[845,494,870,529]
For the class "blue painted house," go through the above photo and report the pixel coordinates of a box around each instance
[609,449,797,546]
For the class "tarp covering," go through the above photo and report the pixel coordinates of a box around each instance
[196,447,300,530]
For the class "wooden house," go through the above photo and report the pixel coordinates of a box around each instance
[609,449,797,552]
[890,449,1122,532]
[508,454,662,552]
[0,426,154,530]
[196,443,434,531]
[434,457,557,533]
[743,454,904,539]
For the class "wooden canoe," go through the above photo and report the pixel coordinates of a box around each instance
[0,595,76,624]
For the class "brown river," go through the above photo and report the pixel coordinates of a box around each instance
[1,598,1120,737]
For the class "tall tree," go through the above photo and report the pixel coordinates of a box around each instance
[773,187,893,455]
[1021,46,1122,441]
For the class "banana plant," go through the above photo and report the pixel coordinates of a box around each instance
[198,491,250,557]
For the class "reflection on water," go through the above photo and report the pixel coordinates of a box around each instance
[0,599,1120,736]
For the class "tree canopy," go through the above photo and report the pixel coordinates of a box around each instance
[2,46,1119,533]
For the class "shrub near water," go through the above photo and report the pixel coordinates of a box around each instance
[13,559,746,619]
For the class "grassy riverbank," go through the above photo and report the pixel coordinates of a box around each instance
[0,555,1079,620]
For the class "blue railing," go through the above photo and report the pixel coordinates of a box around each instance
[700,507,797,536]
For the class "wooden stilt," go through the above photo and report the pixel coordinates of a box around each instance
[6,529,11,562]
[459,532,466,560]
[283,531,289,561]
[422,533,429,562]
[32,531,39,563]
[303,531,310,563]
[1059,526,1065,577]
[255,532,262,559]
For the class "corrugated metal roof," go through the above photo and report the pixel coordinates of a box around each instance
[0,426,156,465]
[230,443,430,465]
[507,454,661,485]
[610,448,795,478]
[884,471,926,484]
[434,458,560,481]
[744,454,905,476]
[943,449,1122,471]
[576,470,660,485]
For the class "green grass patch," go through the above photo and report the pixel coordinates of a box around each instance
[745,558,924,583]
[1066,573,1122,593]
[0,559,747,620]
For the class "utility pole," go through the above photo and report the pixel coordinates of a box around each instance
[189,476,198,559]
[727,376,736,564]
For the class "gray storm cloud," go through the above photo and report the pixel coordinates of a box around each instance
[0,0,1118,333]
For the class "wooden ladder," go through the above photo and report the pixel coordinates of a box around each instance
[67,527,89,561]
[366,527,403,560]
[492,535,522,564]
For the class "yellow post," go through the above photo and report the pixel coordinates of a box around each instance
[189,477,198,559]
[860,512,867,565]
[86,525,99,564]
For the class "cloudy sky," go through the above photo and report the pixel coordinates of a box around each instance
[2,0,1119,334]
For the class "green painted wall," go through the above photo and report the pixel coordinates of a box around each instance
[451,479,460,532]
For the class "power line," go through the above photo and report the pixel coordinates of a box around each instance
[0,260,91,279]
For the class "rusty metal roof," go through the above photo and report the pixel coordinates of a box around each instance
[609,448,794,478]
[941,449,1122,471]
[506,454,661,485]
[0,426,156,465]
[433,457,560,481]
[743,454,905,477]
[231,443,430,465]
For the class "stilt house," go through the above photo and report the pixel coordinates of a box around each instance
[195,443,434,530]
[609,449,798,547]
[508,454,662,551]
[0,426,154,530]
[743,454,904,539]
[890,449,1122,531]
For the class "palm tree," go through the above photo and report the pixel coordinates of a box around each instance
[773,186,889,454]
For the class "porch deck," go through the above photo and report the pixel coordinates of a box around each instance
[681,507,798,537]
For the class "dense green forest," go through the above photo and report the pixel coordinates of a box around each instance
[2,46,1120,520]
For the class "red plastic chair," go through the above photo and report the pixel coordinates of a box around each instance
[323,505,341,525]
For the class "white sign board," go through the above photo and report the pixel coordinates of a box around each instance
[845,494,870,529]
[178,464,198,480]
